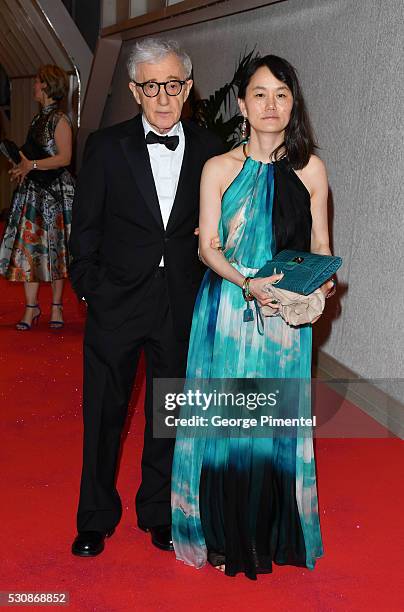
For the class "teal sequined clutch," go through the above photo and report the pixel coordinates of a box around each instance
[255,250,342,295]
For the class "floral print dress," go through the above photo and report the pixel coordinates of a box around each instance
[0,103,74,282]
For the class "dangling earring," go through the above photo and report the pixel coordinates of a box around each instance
[241,116,248,140]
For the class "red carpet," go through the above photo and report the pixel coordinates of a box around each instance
[1,277,403,611]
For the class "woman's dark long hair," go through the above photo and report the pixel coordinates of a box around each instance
[238,55,317,169]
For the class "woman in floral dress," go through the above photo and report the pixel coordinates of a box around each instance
[0,64,74,329]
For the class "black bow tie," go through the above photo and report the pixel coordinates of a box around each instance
[145,130,179,151]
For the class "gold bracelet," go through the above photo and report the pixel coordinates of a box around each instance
[242,277,254,301]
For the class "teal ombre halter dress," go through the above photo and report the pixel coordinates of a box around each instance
[171,155,323,579]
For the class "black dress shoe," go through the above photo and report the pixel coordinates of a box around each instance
[150,525,174,551]
[71,529,115,557]
[138,524,174,551]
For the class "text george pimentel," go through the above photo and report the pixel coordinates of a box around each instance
[164,415,316,428]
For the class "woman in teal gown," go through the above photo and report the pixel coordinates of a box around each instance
[171,55,335,579]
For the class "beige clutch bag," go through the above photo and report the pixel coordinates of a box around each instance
[261,284,325,326]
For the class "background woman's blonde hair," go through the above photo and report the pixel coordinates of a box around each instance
[37,65,69,102]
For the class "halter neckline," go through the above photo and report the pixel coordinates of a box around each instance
[41,102,58,114]
[242,143,287,166]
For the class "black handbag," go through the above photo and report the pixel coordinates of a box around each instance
[0,139,21,164]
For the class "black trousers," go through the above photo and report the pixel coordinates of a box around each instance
[76,269,189,532]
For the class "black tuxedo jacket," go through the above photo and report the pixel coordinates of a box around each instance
[69,114,224,338]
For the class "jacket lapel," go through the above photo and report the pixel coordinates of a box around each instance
[119,115,164,229]
[166,121,198,234]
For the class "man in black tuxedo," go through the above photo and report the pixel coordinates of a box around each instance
[70,38,223,556]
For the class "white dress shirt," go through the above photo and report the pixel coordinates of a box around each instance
[142,115,185,266]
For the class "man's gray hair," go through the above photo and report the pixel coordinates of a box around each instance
[127,38,192,81]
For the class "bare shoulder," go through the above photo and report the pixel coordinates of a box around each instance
[301,154,327,178]
[204,145,243,171]
[296,154,328,196]
[202,145,245,194]
[54,113,72,135]
[303,155,327,174]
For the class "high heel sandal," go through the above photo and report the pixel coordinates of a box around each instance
[16,304,41,331]
[49,303,64,329]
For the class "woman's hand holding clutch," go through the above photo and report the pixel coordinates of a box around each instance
[259,278,335,327]
[310,278,336,323]
[248,275,284,310]
[203,233,284,310]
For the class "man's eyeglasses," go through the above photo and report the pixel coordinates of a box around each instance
[132,79,189,98]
